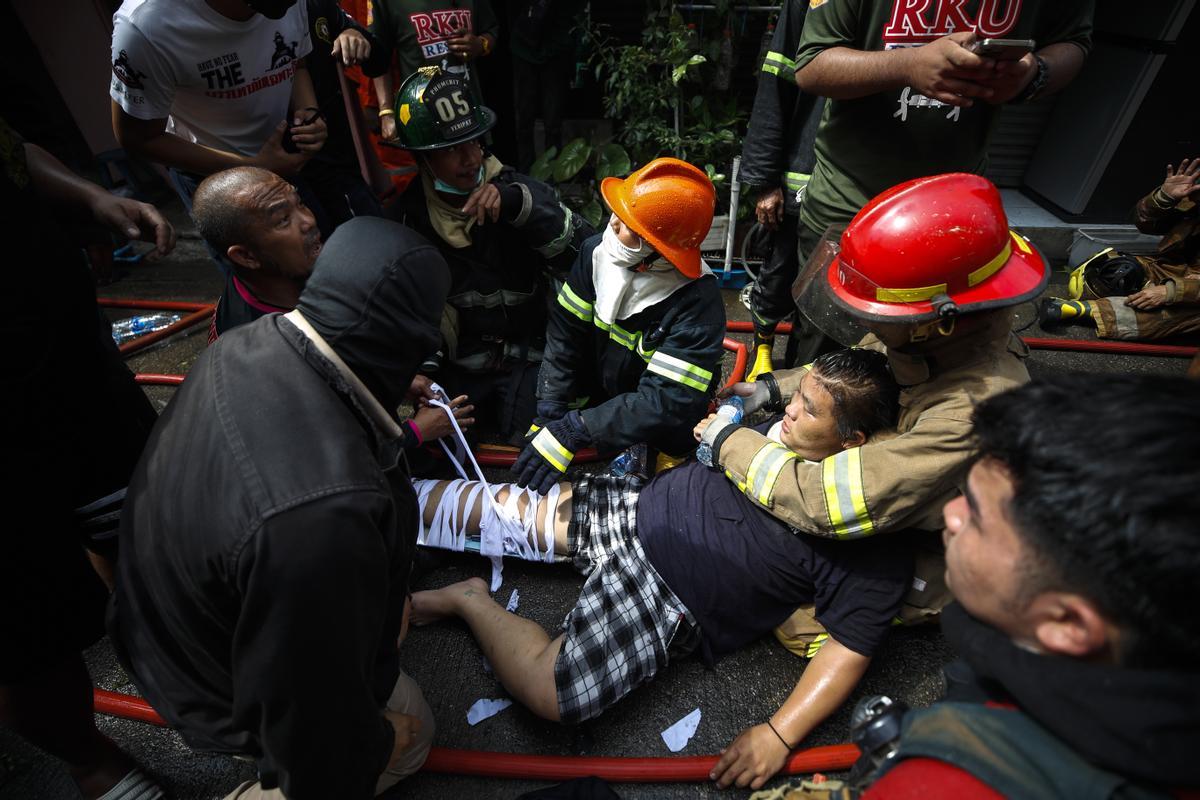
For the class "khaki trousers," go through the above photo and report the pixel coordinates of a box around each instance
[222,669,434,799]
[1090,296,1200,341]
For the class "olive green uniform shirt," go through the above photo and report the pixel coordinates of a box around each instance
[794,0,1093,236]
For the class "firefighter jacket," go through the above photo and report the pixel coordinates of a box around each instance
[739,0,825,215]
[1133,188,1199,304]
[538,235,727,456]
[712,313,1029,537]
[394,166,591,371]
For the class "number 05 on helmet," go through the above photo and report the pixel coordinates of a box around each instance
[391,66,496,151]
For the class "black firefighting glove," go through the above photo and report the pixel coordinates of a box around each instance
[524,400,567,438]
[513,411,589,494]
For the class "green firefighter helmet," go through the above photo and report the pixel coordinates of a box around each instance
[392,67,496,151]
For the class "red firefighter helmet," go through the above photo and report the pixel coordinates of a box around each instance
[823,173,1047,323]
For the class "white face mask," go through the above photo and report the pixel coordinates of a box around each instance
[600,217,655,271]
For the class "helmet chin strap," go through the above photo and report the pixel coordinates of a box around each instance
[908,317,957,343]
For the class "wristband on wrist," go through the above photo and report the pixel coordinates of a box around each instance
[1153,187,1179,208]
[1011,54,1048,104]
[766,720,793,751]
[405,419,424,447]
[761,372,783,412]
[378,107,394,117]
[296,107,324,125]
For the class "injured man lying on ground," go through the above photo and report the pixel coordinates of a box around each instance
[410,348,914,789]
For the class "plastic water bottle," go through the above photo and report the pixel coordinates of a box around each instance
[110,313,183,345]
[696,396,744,468]
[609,442,649,479]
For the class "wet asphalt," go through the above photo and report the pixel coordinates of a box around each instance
[0,199,1191,800]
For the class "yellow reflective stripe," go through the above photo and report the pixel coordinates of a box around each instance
[723,468,748,493]
[609,322,637,350]
[1011,229,1032,254]
[745,442,798,507]
[873,239,1014,303]
[646,351,714,392]
[536,206,575,257]
[967,241,1011,287]
[635,334,656,362]
[805,633,829,658]
[532,428,573,472]
[593,317,611,332]
[764,51,797,70]
[784,171,810,191]
[875,281,948,303]
[762,51,796,78]
[821,448,875,538]
[557,283,593,322]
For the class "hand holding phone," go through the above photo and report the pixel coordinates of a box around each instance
[970,38,1035,60]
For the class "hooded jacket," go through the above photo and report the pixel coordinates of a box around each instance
[869,604,1200,798]
[110,218,449,800]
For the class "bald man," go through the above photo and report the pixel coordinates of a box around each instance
[192,167,324,340]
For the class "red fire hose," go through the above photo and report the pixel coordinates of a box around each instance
[99,298,215,356]
[722,320,1198,359]
[723,336,748,387]
[1018,337,1198,358]
[134,373,186,386]
[421,743,861,782]
[93,689,859,782]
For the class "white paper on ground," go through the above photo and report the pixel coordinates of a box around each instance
[506,588,520,612]
[661,708,702,752]
[467,697,513,726]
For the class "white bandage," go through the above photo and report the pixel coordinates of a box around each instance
[415,479,560,565]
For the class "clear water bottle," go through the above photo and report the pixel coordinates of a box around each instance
[696,395,744,468]
[110,313,183,345]
[609,442,649,479]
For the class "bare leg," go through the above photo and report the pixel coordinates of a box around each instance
[411,577,562,721]
[418,480,574,556]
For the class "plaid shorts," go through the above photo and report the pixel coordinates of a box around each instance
[555,475,701,724]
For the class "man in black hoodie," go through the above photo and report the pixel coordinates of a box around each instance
[109,217,450,799]
[857,374,1199,799]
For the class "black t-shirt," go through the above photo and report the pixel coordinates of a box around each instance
[211,273,290,342]
[637,422,912,659]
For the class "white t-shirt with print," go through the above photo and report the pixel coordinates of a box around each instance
[110,0,311,157]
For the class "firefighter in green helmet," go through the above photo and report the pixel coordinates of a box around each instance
[387,66,593,443]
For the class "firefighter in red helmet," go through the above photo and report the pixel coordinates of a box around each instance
[695,173,1045,689]
[704,171,1045,537]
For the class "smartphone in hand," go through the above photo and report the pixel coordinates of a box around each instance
[970,38,1035,60]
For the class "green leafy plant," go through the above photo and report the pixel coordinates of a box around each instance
[529,2,752,227]
[532,138,632,228]
[587,1,746,209]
